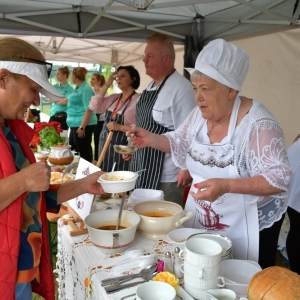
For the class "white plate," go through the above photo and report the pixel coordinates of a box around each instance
[188,233,232,254]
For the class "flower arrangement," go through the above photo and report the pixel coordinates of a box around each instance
[31,121,65,150]
[153,272,179,290]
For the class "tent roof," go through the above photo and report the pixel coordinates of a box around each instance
[0,0,299,64]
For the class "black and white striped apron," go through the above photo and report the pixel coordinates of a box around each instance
[130,72,174,189]
[98,97,131,172]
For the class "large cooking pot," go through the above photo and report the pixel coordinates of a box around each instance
[133,200,193,240]
[84,209,140,254]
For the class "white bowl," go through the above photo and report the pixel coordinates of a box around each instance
[84,209,140,254]
[166,228,206,250]
[34,151,49,162]
[133,200,193,240]
[136,281,176,300]
[188,232,233,257]
[98,171,138,193]
[220,259,262,295]
[130,189,164,201]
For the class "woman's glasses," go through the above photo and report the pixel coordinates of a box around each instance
[3,55,53,78]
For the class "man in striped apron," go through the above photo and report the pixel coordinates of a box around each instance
[129,33,196,206]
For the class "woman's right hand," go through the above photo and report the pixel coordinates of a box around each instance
[106,71,118,88]
[126,127,153,148]
[21,162,51,192]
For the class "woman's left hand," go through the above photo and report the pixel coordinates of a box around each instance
[191,178,230,202]
[77,127,85,138]
[106,121,120,131]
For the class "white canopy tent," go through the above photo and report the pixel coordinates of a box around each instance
[0,0,299,64]
[1,0,300,144]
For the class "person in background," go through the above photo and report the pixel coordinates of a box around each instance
[67,67,97,162]
[48,66,73,130]
[286,134,300,275]
[89,66,140,171]
[123,33,196,206]
[90,73,106,161]
[127,39,291,268]
[0,37,104,300]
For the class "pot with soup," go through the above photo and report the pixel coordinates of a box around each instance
[84,209,140,254]
[133,200,193,240]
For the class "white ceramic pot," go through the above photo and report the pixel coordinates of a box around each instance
[180,260,221,279]
[98,171,138,193]
[48,144,73,165]
[34,151,49,162]
[133,200,193,240]
[84,209,140,254]
[179,238,223,267]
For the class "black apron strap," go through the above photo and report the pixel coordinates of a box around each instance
[130,71,175,189]
[98,96,131,172]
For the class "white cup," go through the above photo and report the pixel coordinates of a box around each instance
[184,271,225,290]
[206,288,237,300]
[180,261,221,279]
[136,281,176,300]
[179,238,222,267]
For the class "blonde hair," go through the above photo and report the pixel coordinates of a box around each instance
[0,37,44,61]
[58,66,70,78]
[72,67,88,81]
[146,33,175,62]
[92,73,106,87]
[191,70,229,91]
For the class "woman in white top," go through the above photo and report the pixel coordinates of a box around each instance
[127,39,291,269]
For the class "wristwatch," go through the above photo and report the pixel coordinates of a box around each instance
[79,127,84,130]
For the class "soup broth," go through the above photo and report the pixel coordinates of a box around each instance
[142,211,174,217]
[97,225,127,230]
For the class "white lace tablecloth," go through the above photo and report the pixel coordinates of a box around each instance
[56,215,175,300]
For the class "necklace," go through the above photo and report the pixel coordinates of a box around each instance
[207,113,232,137]
[111,92,135,120]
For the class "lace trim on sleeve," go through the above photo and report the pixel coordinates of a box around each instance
[164,107,201,169]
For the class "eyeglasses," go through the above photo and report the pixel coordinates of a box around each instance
[3,55,53,78]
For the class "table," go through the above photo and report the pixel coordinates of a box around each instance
[56,215,175,300]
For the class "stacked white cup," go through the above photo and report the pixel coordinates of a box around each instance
[179,238,225,300]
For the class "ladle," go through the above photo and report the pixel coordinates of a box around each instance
[101,263,157,287]
[115,192,126,230]
[113,132,136,155]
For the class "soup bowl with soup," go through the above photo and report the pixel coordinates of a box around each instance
[133,200,193,240]
[84,209,140,254]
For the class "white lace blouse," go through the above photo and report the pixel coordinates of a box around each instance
[164,100,291,231]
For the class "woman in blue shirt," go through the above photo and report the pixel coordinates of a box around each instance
[48,66,73,130]
[67,67,97,162]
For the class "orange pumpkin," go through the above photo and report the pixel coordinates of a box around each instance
[247,266,300,300]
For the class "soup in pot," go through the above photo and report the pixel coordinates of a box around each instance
[142,212,174,217]
[97,225,127,230]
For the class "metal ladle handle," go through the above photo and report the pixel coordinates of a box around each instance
[115,193,126,230]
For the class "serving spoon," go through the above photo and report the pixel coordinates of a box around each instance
[113,133,136,155]
[101,263,157,287]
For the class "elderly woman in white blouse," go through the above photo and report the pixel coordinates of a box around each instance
[128,39,291,269]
